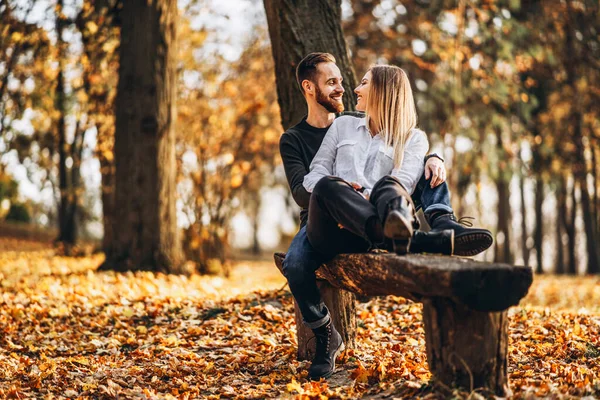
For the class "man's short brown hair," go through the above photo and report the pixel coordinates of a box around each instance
[296,52,337,93]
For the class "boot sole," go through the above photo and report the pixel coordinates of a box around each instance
[454,231,493,257]
[385,210,414,254]
[311,341,346,380]
[384,210,413,255]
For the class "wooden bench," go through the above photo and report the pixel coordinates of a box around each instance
[274,252,533,396]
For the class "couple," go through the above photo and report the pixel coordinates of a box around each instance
[279,53,493,380]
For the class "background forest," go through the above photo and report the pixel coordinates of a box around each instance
[1,0,599,272]
[1,1,600,399]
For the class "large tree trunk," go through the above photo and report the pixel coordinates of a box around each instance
[263,0,358,130]
[100,0,183,273]
[533,175,544,273]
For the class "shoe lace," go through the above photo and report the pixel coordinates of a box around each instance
[307,324,331,362]
[452,215,474,227]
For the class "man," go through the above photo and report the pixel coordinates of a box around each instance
[279,53,492,380]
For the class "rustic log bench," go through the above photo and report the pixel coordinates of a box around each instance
[274,252,533,396]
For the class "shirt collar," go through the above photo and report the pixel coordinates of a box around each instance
[357,117,367,129]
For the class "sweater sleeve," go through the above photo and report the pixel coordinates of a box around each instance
[303,119,339,192]
[391,129,429,194]
[280,133,311,209]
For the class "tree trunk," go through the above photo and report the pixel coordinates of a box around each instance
[494,128,512,264]
[55,0,77,253]
[555,175,566,274]
[263,0,358,130]
[565,0,599,274]
[101,0,183,273]
[294,280,356,361]
[422,298,509,396]
[565,178,577,275]
[519,170,530,266]
[593,143,599,241]
[534,175,544,273]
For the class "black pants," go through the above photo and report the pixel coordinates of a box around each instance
[306,175,413,258]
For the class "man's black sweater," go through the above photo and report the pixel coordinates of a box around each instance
[279,118,330,227]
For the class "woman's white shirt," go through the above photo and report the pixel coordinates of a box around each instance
[303,115,429,196]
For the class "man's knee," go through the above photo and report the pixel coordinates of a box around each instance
[313,176,347,197]
[282,249,311,285]
[372,175,407,195]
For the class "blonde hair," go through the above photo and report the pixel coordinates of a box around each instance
[365,65,417,168]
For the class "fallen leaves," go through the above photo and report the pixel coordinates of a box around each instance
[0,238,599,398]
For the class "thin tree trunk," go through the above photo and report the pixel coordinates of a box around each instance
[555,175,566,274]
[564,176,577,275]
[101,0,184,273]
[534,175,544,273]
[592,142,598,244]
[494,128,512,264]
[263,0,358,130]
[519,169,530,266]
[77,0,118,254]
[55,0,77,252]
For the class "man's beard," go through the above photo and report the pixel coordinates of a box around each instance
[315,85,344,113]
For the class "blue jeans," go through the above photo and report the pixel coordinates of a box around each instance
[281,225,330,328]
[283,175,453,327]
[413,174,454,224]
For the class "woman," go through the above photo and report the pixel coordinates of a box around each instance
[302,65,431,256]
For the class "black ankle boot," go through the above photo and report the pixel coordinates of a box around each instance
[410,229,454,255]
[383,196,415,255]
[309,320,345,380]
[430,213,493,257]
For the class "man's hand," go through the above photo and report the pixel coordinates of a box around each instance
[350,182,369,200]
[425,157,446,188]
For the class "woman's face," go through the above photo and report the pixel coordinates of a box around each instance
[354,70,372,112]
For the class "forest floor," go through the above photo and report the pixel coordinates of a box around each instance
[0,237,599,399]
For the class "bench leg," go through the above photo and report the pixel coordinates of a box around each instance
[293,280,356,361]
[422,297,509,396]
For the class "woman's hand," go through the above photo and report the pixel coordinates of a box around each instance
[425,157,446,188]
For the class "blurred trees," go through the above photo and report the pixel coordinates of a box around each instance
[1,0,598,274]
[177,13,281,273]
[342,0,599,273]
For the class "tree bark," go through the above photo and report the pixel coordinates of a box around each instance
[534,176,544,273]
[263,0,358,130]
[423,298,509,396]
[101,0,184,273]
[293,280,356,361]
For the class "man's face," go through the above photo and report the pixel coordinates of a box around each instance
[312,62,345,113]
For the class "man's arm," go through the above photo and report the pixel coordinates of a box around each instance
[280,134,311,209]
[303,120,339,192]
[424,153,446,188]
